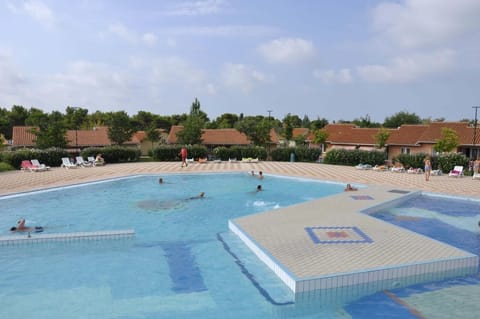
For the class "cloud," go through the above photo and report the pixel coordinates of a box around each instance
[313,68,353,84]
[7,0,55,28]
[221,63,268,92]
[23,0,55,28]
[258,38,316,64]
[372,0,480,48]
[102,23,158,47]
[149,56,206,86]
[356,49,455,83]
[160,25,277,37]
[163,0,229,16]
[0,50,27,102]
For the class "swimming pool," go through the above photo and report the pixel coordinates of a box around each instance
[1,174,479,319]
[0,173,347,319]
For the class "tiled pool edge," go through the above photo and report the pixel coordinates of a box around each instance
[0,229,135,245]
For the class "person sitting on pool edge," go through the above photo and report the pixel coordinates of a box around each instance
[344,184,357,191]
[10,218,44,232]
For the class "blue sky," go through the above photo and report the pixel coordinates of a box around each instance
[1,0,479,123]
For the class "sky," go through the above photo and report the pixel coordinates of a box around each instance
[1,0,479,123]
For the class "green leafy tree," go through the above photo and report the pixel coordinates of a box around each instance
[301,115,311,128]
[9,105,29,126]
[312,128,328,150]
[0,107,12,139]
[32,111,69,149]
[176,98,205,145]
[434,127,459,153]
[235,116,271,146]
[353,114,381,128]
[383,111,422,128]
[24,107,48,126]
[310,117,329,130]
[0,133,6,150]
[146,126,162,152]
[107,111,136,145]
[375,128,390,149]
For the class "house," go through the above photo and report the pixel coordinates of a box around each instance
[12,126,141,152]
[167,125,279,150]
[296,122,480,160]
[133,129,168,156]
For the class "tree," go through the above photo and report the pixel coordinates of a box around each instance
[310,117,329,130]
[282,113,301,142]
[176,98,205,145]
[235,116,271,146]
[31,111,69,149]
[312,128,328,150]
[146,125,162,152]
[375,128,390,149]
[434,127,459,153]
[383,111,422,128]
[107,111,136,145]
[353,114,381,128]
[301,115,311,128]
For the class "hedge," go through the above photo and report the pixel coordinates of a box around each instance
[0,148,68,169]
[323,149,387,166]
[81,146,141,164]
[152,145,208,161]
[270,146,321,162]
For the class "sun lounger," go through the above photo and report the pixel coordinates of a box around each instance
[20,160,48,172]
[76,156,93,167]
[31,159,50,170]
[355,164,372,170]
[472,172,480,180]
[448,166,464,177]
[61,157,78,169]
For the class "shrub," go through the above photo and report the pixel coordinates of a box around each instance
[81,146,141,163]
[270,146,322,162]
[323,149,387,166]
[0,148,68,168]
[0,162,14,172]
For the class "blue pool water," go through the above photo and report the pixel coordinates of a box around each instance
[1,175,479,319]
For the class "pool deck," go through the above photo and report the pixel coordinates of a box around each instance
[1,161,479,299]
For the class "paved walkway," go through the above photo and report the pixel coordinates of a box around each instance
[1,161,478,199]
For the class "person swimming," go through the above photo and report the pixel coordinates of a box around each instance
[10,218,44,232]
[188,192,205,200]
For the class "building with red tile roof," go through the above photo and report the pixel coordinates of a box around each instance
[167,125,279,148]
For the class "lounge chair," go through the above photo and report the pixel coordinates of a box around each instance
[355,164,372,170]
[407,167,423,174]
[186,158,194,164]
[61,157,78,169]
[228,158,238,162]
[448,166,464,177]
[472,172,480,180]
[372,165,387,171]
[20,160,47,172]
[76,156,93,167]
[391,166,405,173]
[30,159,50,170]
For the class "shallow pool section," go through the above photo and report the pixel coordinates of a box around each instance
[0,173,349,319]
[231,187,478,303]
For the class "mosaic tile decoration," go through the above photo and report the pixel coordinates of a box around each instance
[350,195,374,200]
[388,189,410,194]
[305,226,373,244]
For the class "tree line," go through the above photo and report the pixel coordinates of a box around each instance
[0,99,470,149]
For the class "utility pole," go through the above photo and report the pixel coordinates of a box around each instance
[473,106,480,159]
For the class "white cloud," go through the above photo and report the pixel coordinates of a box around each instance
[163,0,229,16]
[373,0,480,48]
[160,25,277,37]
[150,56,206,86]
[142,33,158,47]
[221,63,268,92]
[313,68,353,84]
[357,49,455,83]
[23,0,54,28]
[0,50,27,103]
[258,38,316,64]
[103,23,158,47]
